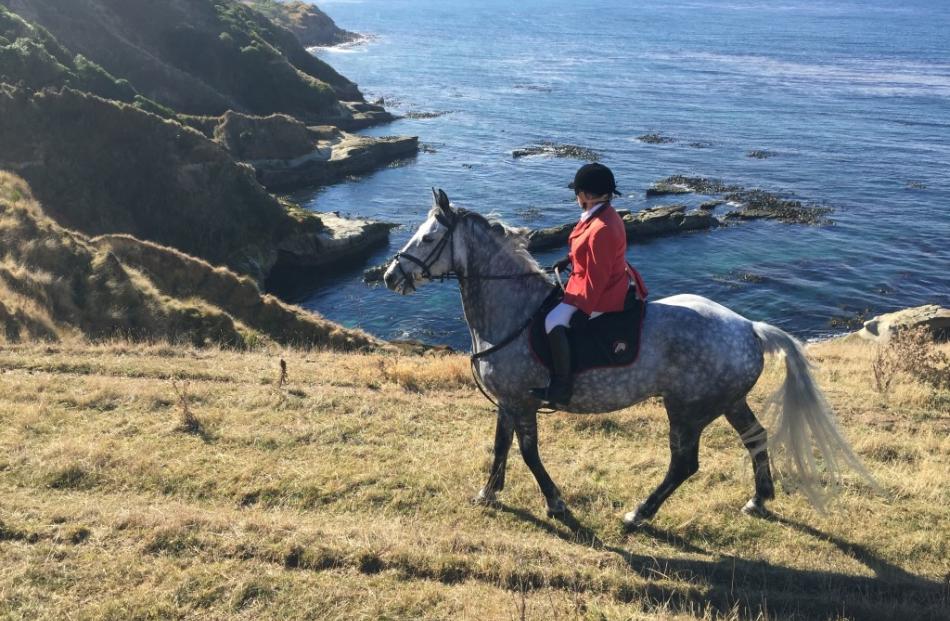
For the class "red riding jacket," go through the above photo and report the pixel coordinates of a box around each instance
[561,204,648,316]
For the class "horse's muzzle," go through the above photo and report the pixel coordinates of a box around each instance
[382,260,414,295]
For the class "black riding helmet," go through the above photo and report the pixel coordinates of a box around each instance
[568,162,621,197]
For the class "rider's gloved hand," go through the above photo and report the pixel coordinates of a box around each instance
[552,255,571,272]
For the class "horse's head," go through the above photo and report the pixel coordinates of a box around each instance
[384,188,462,294]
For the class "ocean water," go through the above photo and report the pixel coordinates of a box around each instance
[273,0,950,350]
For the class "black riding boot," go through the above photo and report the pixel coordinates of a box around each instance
[530,326,573,406]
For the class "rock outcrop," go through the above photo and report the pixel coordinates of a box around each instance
[646,176,739,197]
[852,305,950,343]
[526,205,719,251]
[181,109,417,192]
[637,133,675,144]
[239,0,361,47]
[254,129,419,192]
[512,142,601,161]
[275,211,396,270]
[646,176,832,225]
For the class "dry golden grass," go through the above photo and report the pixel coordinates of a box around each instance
[0,338,947,620]
[0,171,382,351]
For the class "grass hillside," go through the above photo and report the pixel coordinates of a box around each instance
[0,337,945,619]
[0,171,380,350]
[0,86,328,281]
[1,0,360,119]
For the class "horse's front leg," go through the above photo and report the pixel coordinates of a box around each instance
[514,409,566,517]
[475,407,515,505]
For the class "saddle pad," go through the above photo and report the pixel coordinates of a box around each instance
[530,288,647,375]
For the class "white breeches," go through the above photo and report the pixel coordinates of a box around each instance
[544,302,603,334]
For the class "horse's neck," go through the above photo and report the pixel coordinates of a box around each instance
[457,223,553,350]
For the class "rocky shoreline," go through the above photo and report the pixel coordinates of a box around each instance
[526,205,718,251]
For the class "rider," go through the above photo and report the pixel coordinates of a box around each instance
[530,163,648,407]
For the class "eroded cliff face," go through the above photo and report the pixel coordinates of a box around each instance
[0,0,362,119]
[0,86,299,281]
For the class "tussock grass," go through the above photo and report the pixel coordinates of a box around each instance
[0,171,382,351]
[0,338,947,619]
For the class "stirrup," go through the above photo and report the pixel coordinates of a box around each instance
[530,383,572,407]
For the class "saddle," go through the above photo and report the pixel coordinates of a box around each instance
[529,287,646,375]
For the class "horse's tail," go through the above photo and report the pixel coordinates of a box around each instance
[752,322,877,510]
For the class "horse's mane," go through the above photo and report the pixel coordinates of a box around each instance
[428,205,545,275]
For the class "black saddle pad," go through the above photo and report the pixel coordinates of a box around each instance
[530,288,647,375]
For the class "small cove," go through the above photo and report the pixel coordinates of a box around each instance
[273,0,950,350]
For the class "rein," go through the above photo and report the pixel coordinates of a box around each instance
[468,287,560,409]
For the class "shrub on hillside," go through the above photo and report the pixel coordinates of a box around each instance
[0,6,146,104]
[872,327,949,394]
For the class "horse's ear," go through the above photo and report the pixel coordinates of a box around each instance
[436,188,451,213]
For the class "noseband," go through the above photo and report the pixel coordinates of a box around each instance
[392,211,458,291]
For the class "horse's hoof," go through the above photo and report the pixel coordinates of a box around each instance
[622,504,651,530]
[546,497,568,518]
[741,498,770,518]
[473,488,499,507]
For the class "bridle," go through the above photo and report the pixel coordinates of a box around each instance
[392,208,553,290]
[391,209,460,292]
[391,207,562,408]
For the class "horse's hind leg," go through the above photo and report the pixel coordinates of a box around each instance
[475,408,515,504]
[725,399,774,517]
[513,409,566,517]
[624,411,705,528]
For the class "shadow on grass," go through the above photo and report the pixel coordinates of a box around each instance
[494,503,948,620]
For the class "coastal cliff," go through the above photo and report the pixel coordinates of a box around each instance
[0,1,415,347]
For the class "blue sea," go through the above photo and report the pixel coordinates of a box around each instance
[276,0,950,350]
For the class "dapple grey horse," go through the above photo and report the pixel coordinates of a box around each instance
[383,190,872,527]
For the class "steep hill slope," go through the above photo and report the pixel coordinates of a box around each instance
[0,171,381,349]
[1,0,361,120]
